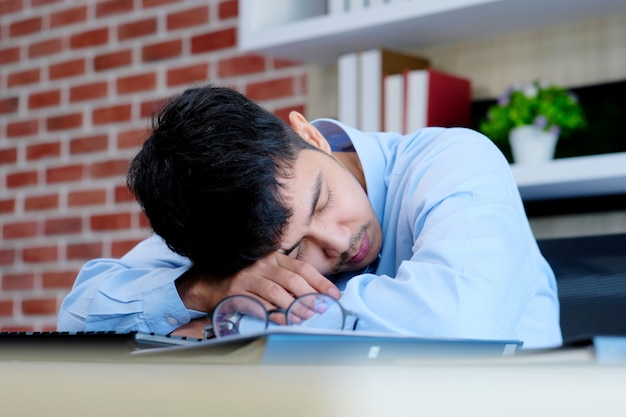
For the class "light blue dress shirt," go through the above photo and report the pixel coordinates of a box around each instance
[58,120,562,348]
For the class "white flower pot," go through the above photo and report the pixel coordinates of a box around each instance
[509,125,559,164]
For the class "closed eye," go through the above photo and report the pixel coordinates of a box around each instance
[318,189,333,214]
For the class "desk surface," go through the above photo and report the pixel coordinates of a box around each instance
[1,358,625,417]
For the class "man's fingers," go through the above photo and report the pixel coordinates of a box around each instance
[276,255,341,299]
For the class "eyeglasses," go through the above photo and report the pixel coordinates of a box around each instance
[203,293,359,339]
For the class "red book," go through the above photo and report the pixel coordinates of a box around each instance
[403,68,471,133]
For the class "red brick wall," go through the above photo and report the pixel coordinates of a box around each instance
[0,0,308,331]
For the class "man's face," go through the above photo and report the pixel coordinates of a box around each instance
[279,148,383,276]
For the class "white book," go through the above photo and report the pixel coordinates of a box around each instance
[327,0,346,14]
[383,72,404,133]
[358,49,383,131]
[366,0,386,8]
[337,52,359,127]
[405,69,429,132]
[347,0,365,12]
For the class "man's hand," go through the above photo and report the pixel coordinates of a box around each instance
[175,252,341,316]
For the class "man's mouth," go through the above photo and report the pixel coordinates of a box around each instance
[349,231,369,264]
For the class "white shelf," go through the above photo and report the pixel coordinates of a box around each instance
[511,152,626,201]
[238,0,626,65]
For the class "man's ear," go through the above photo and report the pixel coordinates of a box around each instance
[288,111,331,154]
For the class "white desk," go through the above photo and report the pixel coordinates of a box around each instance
[1,357,625,417]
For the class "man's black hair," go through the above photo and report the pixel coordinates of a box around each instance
[127,84,316,276]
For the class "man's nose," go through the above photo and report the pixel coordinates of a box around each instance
[309,223,351,258]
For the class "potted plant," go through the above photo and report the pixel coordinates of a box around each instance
[480,80,586,164]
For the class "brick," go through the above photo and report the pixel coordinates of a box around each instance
[69,81,108,102]
[24,193,59,211]
[8,68,40,87]
[140,97,167,118]
[0,198,16,213]
[91,212,132,231]
[114,184,134,202]
[191,28,236,54]
[117,72,156,94]
[42,270,79,289]
[26,141,61,160]
[166,63,209,87]
[70,27,108,49]
[138,211,150,228]
[50,6,87,28]
[118,17,156,40]
[44,216,82,235]
[9,16,42,37]
[112,238,142,257]
[0,148,17,164]
[0,47,20,64]
[218,54,265,78]
[0,0,22,15]
[3,221,38,239]
[28,89,61,109]
[70,134,108,154]
[167,6,208,30]
[6,170,38,188]
[274,57,301,69]
[117,127,148,149]
[94,50,132,71]
[0,249,16,265]
[246,77,295,101]
[0,300,13,317]
[7,119,38,137]
[90,158,129,178]
[22,297,58,315]
[142,0,180,7]
[96,0,133,18]
[275,104,305,123]
[23,246,58,263]
[93,104,131,124]
[0,96,18,114]
[46,164,84,183]
[46,112,82,131]
[68,189,106,207]
[2,273,35,290]
[67,242,103,260]
[142,40,182,62]
[117,129,148,149]
[49,58,85,79]
[219,0,238,20]
[32,0,61,7]
[28,38,63,58]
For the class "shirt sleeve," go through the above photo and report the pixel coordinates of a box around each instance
[337,128,560,348]
[57,234,204,335]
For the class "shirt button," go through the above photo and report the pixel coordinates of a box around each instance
[166,316,178,326]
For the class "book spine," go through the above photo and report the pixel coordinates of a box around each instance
[337,52,360,128]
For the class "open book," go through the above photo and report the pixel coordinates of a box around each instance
[129,328,523,365]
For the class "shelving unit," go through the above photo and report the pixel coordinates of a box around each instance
[238,1,626,203]
[511,152,626,201]
[238,0,626,65]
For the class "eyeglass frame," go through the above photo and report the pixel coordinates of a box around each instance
[203,292,359,339]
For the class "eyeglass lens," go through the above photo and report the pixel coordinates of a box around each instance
[212,293,348,338]
[212,296,268,338]
[287,293,345,330]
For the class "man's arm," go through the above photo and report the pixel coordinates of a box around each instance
[57,235,197,334]
[58,234,340,335]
